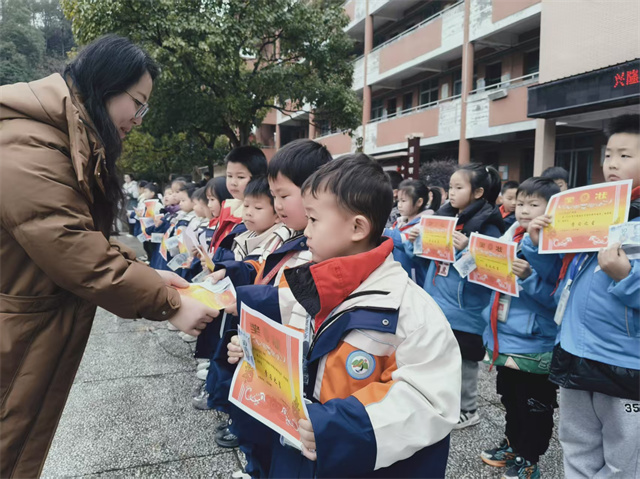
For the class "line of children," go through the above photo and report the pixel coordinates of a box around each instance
[206,140,332,478]
[227,154,461,478]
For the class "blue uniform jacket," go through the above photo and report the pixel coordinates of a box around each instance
[383,216,430,285]
[481,226,558,355]
[521,222,640,370]
[424,222,502,336]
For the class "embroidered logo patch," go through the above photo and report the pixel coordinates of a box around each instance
[346,351,376,380]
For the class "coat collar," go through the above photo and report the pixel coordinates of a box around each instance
[285,238,395,332]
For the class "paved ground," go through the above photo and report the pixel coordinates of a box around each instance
[42,234,564,478]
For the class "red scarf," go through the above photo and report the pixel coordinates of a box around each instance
[552,185,640,294]
[489,226,526,369]
[499,204,512,219]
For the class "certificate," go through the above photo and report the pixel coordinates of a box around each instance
[414,216,458,263]
[539,180,632,253]
[468,233,519,297]
[176,277,236,310]
[229,303,309,449]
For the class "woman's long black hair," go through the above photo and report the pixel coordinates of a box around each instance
[63,34,159,237]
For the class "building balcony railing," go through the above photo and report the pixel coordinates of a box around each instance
[469,0,541,42]
[366,1,465,85]
[352,55,365,91]
[315,129,354,156]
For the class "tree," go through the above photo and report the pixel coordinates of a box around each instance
[0,0,75,85]
[61,0,362,147]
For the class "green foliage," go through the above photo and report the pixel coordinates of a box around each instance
[118,129,229,184]
[0,0,74,85]
[60,0,361,148]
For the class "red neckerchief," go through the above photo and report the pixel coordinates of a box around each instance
[552,186,640,294]
[489,226,526,369]
[208,217,219,228]
[309,238,394,332]
[209,200,242,253]
[499,205,512,219]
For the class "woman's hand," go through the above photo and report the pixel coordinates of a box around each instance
[453,231,469,251]
[168,295,219,336]
[227,335,244,364]
[156,270,189,289]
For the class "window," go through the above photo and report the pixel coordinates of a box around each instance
[403,92,413,112]
[387,98,397,118]
[485,62,502,88]
[316,119,331,137]
[524,49,540,76]
[371,98,384,121]
[453,70,462,96]
[419,78,439,106]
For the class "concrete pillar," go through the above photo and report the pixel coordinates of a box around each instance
[275,124,281,150]
[361,4,374,142]
[458,0,473,165]
[308,112,316,140]
[533,119,556,175]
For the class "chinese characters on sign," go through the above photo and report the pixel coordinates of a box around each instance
[539,180,633,254]
[614,69,639,88]
[413,216,458,263]
[468,233,519,297]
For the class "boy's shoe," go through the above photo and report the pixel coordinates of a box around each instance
[196,368,208,381]
[231,470,251,479]
[196,361,210,371]
[167,322,179,331]
[502,456,540,479]
[452,410,480,430]
[481,438,516,467]
[215,427,239,448]
[192,386,212,410]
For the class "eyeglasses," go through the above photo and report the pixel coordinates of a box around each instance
[124,90,149,119]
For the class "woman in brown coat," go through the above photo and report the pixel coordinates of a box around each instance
[0,35,219,478]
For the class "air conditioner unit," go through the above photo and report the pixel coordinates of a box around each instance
[488,89,508,101]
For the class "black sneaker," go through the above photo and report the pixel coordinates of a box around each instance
[215,427,239,448]
[502,456,540,479]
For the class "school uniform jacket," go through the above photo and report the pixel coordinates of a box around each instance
[270,239,461,478]
[0,74,180,478]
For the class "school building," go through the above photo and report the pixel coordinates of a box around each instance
[256,0,639,188]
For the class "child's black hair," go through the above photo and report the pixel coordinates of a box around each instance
[398,179,429,214]
[501,180,519,195]
[171,176,188,190]
[302,153,393,243]
[541,166,569,183]
[456,164,502,205]
[428,186,442,212]
[205,177,233,204]
[191,186,207,203]
[268,139,333,187]
[225,146,268,178]
[386,171,404,190]
[607,114,640,138]
[145,182,160,198]
[244,176,275,207]
[178,182,196,198]
[138,180,148,189]
[517,177,560,202]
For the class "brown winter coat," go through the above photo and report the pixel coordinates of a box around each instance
[0,73,182,478]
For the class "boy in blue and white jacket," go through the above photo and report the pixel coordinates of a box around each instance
[523,114,640,478]
[228,154,461,478]
[479,177,561,479]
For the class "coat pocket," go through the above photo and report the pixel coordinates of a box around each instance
[625,307,640,338]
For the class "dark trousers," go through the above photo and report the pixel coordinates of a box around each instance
[496,366,558,464]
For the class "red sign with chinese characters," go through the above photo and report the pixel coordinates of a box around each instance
[614,69,639,88]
